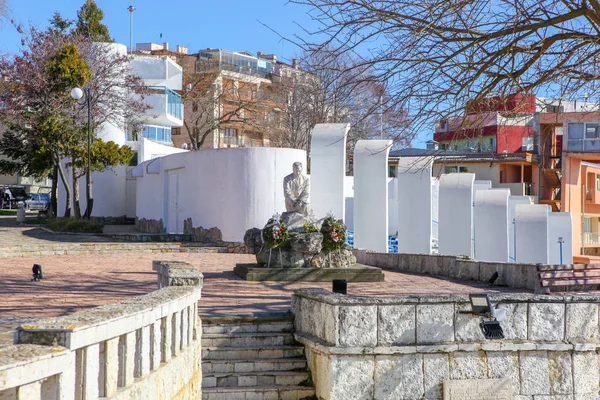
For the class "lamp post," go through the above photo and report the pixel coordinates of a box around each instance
[70,87,92,219]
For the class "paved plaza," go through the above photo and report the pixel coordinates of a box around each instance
[0,217,526,343]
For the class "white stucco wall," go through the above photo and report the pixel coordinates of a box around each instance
[548,212,573,264]
[353,140,392,253]
[431,178,439,241]
[508,196,532,262]
[516,204,549,264]
[135,148,306,241]
[344,176,355,231]
[474,189,510,262]
[397,157,433,254]
[139,138,188,163]
[130,56,183,91]
[310,123,349,221]
[388,178,398,236]
[438,173,475,257]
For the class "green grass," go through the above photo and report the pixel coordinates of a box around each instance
[0,209,17,215]
[45,218,104,233]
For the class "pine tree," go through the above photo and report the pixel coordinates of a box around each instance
[74,0,112,42]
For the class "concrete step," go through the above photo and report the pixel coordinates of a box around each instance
[202,332,295,347]
[202,371,310,388]
[202,346,304,361]
[202,321,294,335]
[202,358,308,374]
[201,385,316,400]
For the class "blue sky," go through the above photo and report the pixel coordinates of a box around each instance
[0,0,315,62]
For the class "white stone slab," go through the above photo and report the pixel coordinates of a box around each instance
[548,212,573,264]
[354,140,393,253]
[515,204,549,264]
[473,180,492,203]
[431,178,439,242]
[310,123,349,220]
[474,189,510,262]
[508,196,532,262]
[443,378,512,399]
[397,157,433,254]
[439,173,475,257]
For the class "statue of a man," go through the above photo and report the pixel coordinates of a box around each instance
[283,162,310,215]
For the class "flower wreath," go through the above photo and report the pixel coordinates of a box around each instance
[320,216,346,251]
[262,217,290,249]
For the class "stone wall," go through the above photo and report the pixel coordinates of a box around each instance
[136,217,165,234]
[292,288,600,399]
[354,250,540,290]
[0,261,203,400]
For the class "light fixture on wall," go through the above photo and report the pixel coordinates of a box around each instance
[465,294,506,339]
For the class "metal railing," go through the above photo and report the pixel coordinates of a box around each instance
[149,86,182,120]
[584,232,600,245]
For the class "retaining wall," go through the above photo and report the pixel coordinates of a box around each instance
[0,261,203,400]
[293,288,600,399]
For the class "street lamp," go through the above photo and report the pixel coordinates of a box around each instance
[70,87,92,219]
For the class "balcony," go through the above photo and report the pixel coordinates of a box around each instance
[143,86,184,127]
[584,232,600,245]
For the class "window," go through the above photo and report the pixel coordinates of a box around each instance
[490,137,497,152]
[440,143,449,151]
[522,137,534,151]
[389,165,397,178]
[142,125,172,143]
[586,123,600,139]
[222,128,239,147]
[444,166,468,174]
[596,174,600,191]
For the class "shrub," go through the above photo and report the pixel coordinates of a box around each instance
[45,218,104,233]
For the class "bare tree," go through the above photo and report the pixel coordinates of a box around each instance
[291,0,600,134]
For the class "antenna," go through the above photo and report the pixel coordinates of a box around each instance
[127,1,136,54]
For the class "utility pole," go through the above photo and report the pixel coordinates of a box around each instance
[127,1,135,54]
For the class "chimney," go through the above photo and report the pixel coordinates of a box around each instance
[426,140,439,150]
[176,45,188,55]
[163,42,169,51]
[292,58,299,69]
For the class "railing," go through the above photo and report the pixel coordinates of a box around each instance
[584,232,600,245]
[149,86,182,120]
[0,261,203,400]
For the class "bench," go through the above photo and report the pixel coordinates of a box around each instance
[537,264,600,292]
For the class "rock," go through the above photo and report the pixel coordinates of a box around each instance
[243,228,263,254]
[291,233,323,254]
[280,211,308,232]
[256,247,310,268]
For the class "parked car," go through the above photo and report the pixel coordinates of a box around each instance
[1,186,28,209]
[25,193,50,211]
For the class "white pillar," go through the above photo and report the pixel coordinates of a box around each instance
[397,156,433,254]
[151,320,162,370]
[172,312,181,356]
[17,381,41,400]
[162,316,172,363]
[353,140,392,253]
[310,123,349,220]
[508,196,531,262]
[548,212,573,264]
[140,326,151,376]
[474,189,510,262]
[102,338,119,397]
[82,344,99,399]
[438,173,475,257]
[516,204,549,263]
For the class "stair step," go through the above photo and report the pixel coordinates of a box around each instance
[201,385,316,400]
[203,371,310,388]
[203,358,308,374]
[202,321,294,335]
[202,346,304,360]
[202,332,295,347]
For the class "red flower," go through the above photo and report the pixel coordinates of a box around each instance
[337,233,341,237]
[280,228,284,232]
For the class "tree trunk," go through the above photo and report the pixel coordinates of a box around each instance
[55,155,72,218]
[72,166,81,219]
[51,166,58,217]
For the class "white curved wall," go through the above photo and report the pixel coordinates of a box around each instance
[439,173,475,257]
[516,204,549,264]
[474,189,510,262]
[310,123,349,220]
[508,196,532,262]
[397,157,433,254]
[548,212,573,264]
[353,140,392,253]
[136,148,306,241]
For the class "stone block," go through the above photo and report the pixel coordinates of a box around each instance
[548,351,573,395]
[497,303,527,340]
[454,303,486,342]
[573,352,599,394]
[329,355,374,400]
[454,260,480,281]
[338,305,377,347]
[422,255,441,275]
[528,303,565,342]
[378,305,416,345]
[443,378,512,399]
[449,351,487,380]
[374,354,424,400]
[318,302,339,345]
[423,353,449,399]
[486,351,520,394]
[416,304,455,344]
[519,351,550,395]
[406,253,425,274]
[566,303,598,341]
